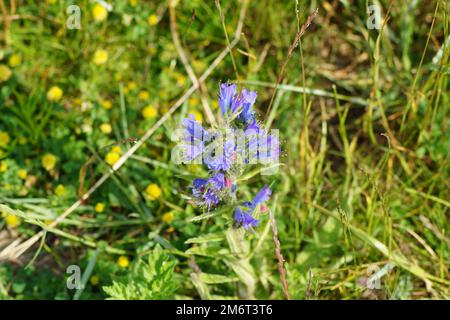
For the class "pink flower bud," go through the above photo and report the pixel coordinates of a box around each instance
[260,204,268,212]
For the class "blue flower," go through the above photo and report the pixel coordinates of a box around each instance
[219,83,237,114]
[239,89,257,124]
[191,173,226,208]
[182,115,209,161]
[204,137,235,171]
[219,84,257,125]
[234,207,259,229]
[244,122,280,164]
[243,185,272,211]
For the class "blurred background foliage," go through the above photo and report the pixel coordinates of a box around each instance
[0,0,449,299]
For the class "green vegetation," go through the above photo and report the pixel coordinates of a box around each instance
[0,0,448,300]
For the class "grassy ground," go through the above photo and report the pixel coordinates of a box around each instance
[0,0,449,300]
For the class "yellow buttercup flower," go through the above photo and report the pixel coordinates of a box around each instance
[147,14,159,26]
[90,275,100,286]
[0,161,7,173]
[100,123,112,134]
[92,3,108,22]
[129,0,138,6]
[162,212,174,224]
[142,105,158,119]
[42,153,57,171]
[17,169,27,180]
[73,98,82,106]
[95,202,105,213]
[127,81,137,91]
[105,151,120,166]
[145,183,162,200]
[93,49,108,65]
[188,97,198,107]
[54,184,66,196]
[8,54,22,67]
[0,131,11,147]
[117,256,129,268]
[111,146,121,154]
[174,73,187,86]
[0,64,12,82]
[189,110,203,122]
[5,214,20,228]
[101,99,112,110]
[18,137,27,145]
[47,86,63,102]
[138,90,150,100]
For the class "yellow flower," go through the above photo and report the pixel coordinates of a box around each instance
[142,105,158,119]
[0,64,12,82]
[117,256,129,268]
[145,183,162,200]
[174,73,187,86]
[100,123,112,134]
[18,137,27,145]
[188,97,198,107]
[101,99,112,110]
[189,110,203,122]
[90,275,100,286]
[162,212,174,224]
[0,131,10,147]
[5,214,20,228]
[92,3,108,22]
[8,54,22,67]
[127,81,137,91]
[42,153,57,171]
[212,100,219,110]
[111,146,121,154]
[17,169,27,180]
[47,0,57,4]
[73,98,82,106]
[105,151,120,166]
[93,49,108,65]
[129,0,138,6]
[47,86,63,102]
[0,161,7,173]
[147,14,159,26]
[138,90,150,100]
[54,184,66,196]
[95,202,105,213]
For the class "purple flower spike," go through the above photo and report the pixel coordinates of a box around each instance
[183,115,209,141]
[253,185,272,206]
[234,208,259,229]
[219,83,237,114]
[240,89,257,123]
[191,173,226,208]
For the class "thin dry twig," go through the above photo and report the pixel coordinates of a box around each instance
[266,8,318,117]
[268,209,291,300]
[169,0,217,125]
[0,0,249,262]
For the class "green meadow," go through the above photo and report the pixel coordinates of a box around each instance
[0,0,448,300]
